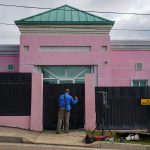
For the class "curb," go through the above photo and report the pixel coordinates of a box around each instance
[99,142,150,150]
[0,136,150,150]
[0,136,22,143]
[30,141,150,150]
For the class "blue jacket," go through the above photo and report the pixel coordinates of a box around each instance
[58,92,78,110]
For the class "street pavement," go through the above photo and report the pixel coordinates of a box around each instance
[0,126,149,150]
[0,142,117,150]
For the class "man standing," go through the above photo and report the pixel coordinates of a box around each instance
[56,88,78,134]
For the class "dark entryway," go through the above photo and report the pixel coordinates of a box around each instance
[43,83,85,130]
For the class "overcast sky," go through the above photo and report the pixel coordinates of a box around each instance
[0,0,150,44]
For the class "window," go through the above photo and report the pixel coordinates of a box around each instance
[135,63,142,70]
[132,80,148,87]
[42,66,92,84]
[7,64,15,71]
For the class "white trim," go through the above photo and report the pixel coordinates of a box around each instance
[112,66,150,69]
[94,66,98,86]
[112,66,136,68]
[98,77,130,80]
[42,66,90,84]
[65,68,67,78]
[130,78,133,86]
[18,25,113,34]
[0,45,19,56]
[111,40,150,50]
[135,63,143,71]
[43,78,57,80]
[40,46,91,52]
[43,77,84,80]
[42,68,58,79]
[131,79,148,86]
[73,68,88,79]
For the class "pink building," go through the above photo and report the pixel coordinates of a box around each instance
[0,5,150,131]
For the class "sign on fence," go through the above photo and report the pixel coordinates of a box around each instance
[141,99,150,105]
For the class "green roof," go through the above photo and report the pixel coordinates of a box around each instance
[15,5,115,25]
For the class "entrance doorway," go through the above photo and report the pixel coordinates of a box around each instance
[43,83,85,130]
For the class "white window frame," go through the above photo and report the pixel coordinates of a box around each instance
[131,79,148,87]
[42,66,93,84]
[135,63,143,71]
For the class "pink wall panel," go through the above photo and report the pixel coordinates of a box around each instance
[18,34,111,131]
[111,50,150,86]
[20,34,112,87]
[85,74,96,130]
[30,73,43,131]
[0,116,30,129]
[0,56,19,72]
[20,34,110,65]
[111,51,150,66]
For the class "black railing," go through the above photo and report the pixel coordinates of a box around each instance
[0,73,31,116]
[95,87,150,130]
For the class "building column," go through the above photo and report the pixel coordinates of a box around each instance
[30,72,43,131]
[85,74,96,130]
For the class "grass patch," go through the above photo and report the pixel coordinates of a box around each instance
[85,130,150,145]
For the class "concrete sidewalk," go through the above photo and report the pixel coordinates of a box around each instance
[0,126,149,150]
[0,127,92,146]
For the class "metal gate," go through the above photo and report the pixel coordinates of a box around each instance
[0,73,31,116]
[95,87,150,130]
[43,83,85,130]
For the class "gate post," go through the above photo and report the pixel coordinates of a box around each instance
[85,74,96,130]
[30,72,43,131]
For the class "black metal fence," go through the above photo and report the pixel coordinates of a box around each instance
[0,73,31,116]
[95,87,150,130]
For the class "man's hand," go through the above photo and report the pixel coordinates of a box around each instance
[74,96,78,99]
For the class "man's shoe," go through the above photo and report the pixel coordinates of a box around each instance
[64,130,69,133]
[56,130,61,134]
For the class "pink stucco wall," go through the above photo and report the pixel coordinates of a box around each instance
[19,34,111,86]
[30,72,43,131]
[111,50,150,86]
[85,74,96,130]
[18,33,150,131]
[0,56,29,129]
[19,34,110,131]
[0,56,19,72]
[0,116,30,129]
[1,32,150,131]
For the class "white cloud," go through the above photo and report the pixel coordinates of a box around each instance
[0,0,149,43]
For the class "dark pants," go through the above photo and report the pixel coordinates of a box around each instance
[57,108,70,131]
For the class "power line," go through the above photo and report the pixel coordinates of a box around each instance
[0,22,150,32]
[0,23,15,25]
[112,29,150,31]
[88,11,150,16]
[0,3,150,16]
[0,3,49,9]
